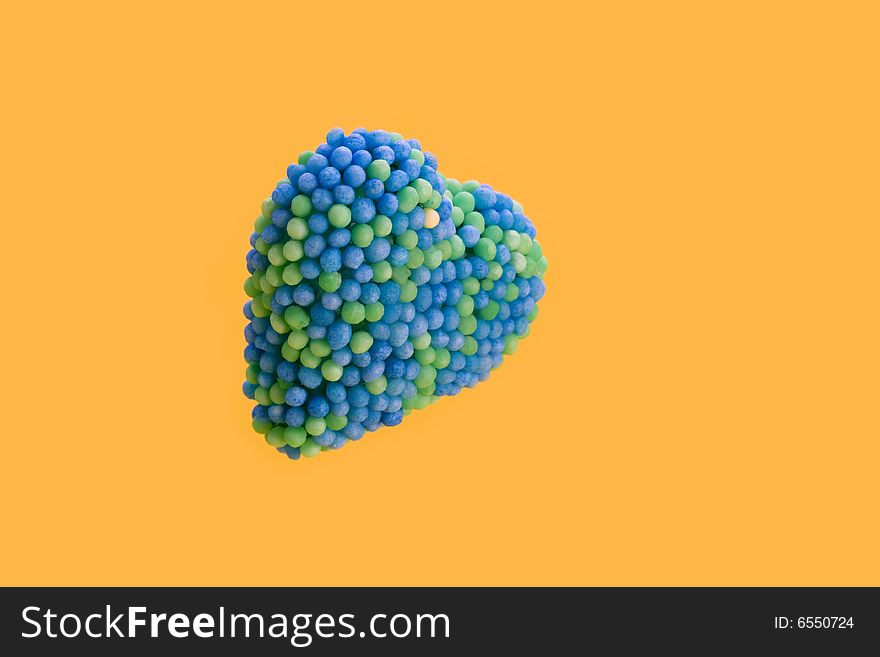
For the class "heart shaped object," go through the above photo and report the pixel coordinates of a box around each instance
[243,128,548,459]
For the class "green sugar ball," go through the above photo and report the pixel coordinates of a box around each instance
[350,331,373,354]
[328,204,352,228]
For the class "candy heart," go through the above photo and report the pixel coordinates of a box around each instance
[243,128,548,459]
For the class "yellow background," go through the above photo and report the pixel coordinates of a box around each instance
[1,1,878,586]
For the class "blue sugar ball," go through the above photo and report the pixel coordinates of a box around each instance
[252,405,270,422]
[470,257,489,279]
[333,184,356,204]
[498,209,514,230]
[341,366,360,386]
[351,351,371,368]
[271,208,292,228]
[285,406,306,427]
[307,395,330,418]
[327,320,353,350]
[373,145,395,163]
[272,183,295,207]
[340,279,362,302]
[330,145,353,169]
[371,341,393,361]
[390,212,409,235]
[353,262,373,282]
[330,434,348,449]
[260,352,280,373]
[417,229,433,250]
[495,193,513,211]
[403,359,421,381]
[299,259,320,279]
[326,382,347,404]
[446,281,465,305]
[277,361,298,383]
[244,301,255,321]
[399,303,416,323]
[473,185,497,210]
[287,163,307,183]
[315,143,334,158]
[311,188,333,213]
[407,138,421,150]
[369,393,389,411]
[408,207,425,230]
[332,347,353,366]
[242,382,257,399]
[268,405,287,423]
[313,430,336,447]
[362,360,385,382]
[365,237,390,263]
[431,330,450,348]
[389,245,409,267]
[391,139,411,162]
[344,422,365,440]
[352,197,377,223]
[274,285,294,306]
[378,282,400,305]
[411,266,430,285]
[319,166,341,188]
[306,153,329,174]
[326,127,345,146]
[383,303,402,323]
[247,249,269,271]
[386,169,409,192]
[257,371,274,388]
[459,224,480,247]
[382,410,404,427]
[343,165,366,188]
[320,248,342,272]
[385,358,405,378]
[244,324,256,343]
[297,172,318,194]
[352,149,372,168]
[298,367,323,389]
[321,292,342,311]
[438,197,453,221]
[368,321,390,340]
[363,179,384,200]
[344,133,367,151]
[252,316,269,333]
[348,385,370,407]
[364,412,381,431]
[389,322,409,347]
[304,234,326,258]
[359,282,380,304]
[279,445,301,460]
[253,335,270,351]
[425,307,444,330]
[424,152,438,169]
[328,228,351,248]
[342,245,365,270]
[261,224,284,245]
[400,158,421,181]
[310,304,336,327]
[414,286,432,312]
[330,400,350,417]
[349,406,368,425]
[369,130,391,148]
[377,192,398,215]
[307,212,329,234]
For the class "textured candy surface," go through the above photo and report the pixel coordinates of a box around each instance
[244,128,548,459]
